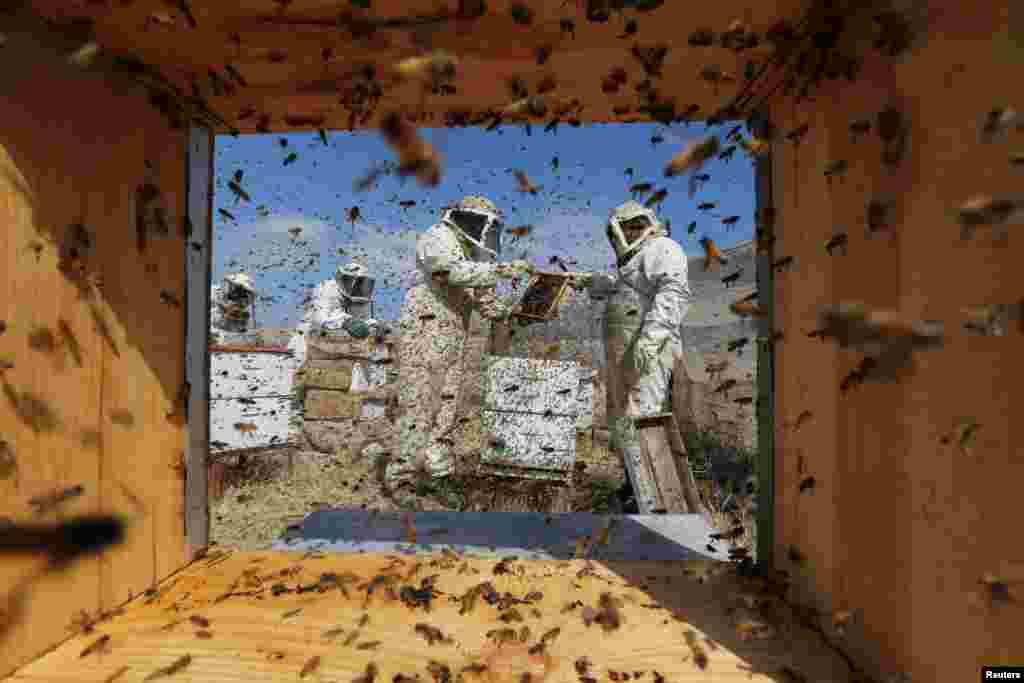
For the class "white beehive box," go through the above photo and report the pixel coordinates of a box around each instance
[209,347,300,453]
[480,356,592,481]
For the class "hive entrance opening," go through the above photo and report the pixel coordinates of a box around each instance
[203,119,761,560]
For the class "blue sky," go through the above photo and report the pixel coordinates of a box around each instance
[212,121,756,327]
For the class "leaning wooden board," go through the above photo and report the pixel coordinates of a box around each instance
[6,550,853,682]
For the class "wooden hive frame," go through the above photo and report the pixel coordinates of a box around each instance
[513,271,575,323]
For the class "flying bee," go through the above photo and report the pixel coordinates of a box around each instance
[665,135,720,197]
[700,237,728,271]
[644,188,668,208]
[849,118,872,143]
[697,202,717,211]
[514,170,541,194]
[721,270,742,287]
[730,301,762,317]
[380,112,443,187]
[721,215,740,227]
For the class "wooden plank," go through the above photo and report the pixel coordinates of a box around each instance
[303,359,356,391]
[6,550,853,683]
[185,126,214,560]
[307,336,374,361]
[635,415,690,514]
[304,389,361,420]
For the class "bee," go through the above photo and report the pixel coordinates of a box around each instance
[234,422,258,433]
[976,105,1020,142]
[629,182,654,197]
[358,640,383,650]
[979,572,1015,606]
[787,546,806,566]
[595,593,622,631]
[631,44,669,77]
[683,630,708,670]
[457,663,488,683]
[499,608,524,622]
[514,170,541,195]
[727,337,749,353]
[798,476,816,493]
[143,654,191,681]
[824,232,848,256]
[188,614,210,628]
[426,663,451,683]
[80,634,112,658]
[700,237,728,271]
[940,417,981,455]
[831,609,856,636]
[536,76,557,95]
[535,44,552,65]
[848,118,872,143]
[789,410,813,431]
[575,657,592,676]
[734,396,753,406]
[864,196,894,234]
[344,631,361,646]
[697,202,717,211]
[380,112,443,187]
[775,666,808,683]
[688,29,715,47]
[218,208,236,222]
[687,221,697,234]
[785,123,810,145]
[283,152,298,166]
[355,662,380,683]
[620,19,639,38]
[767,256,794,275]
[518,625,531,642]
[394,51,458,90]
[644,189,668,208]
[664,135,719,197]
[823,160,849,184]
[954,195,1024,240]
[414,623,450,645]
[738,135,770,158]
[730,301,762,317]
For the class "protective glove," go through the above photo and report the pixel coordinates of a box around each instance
[344,318,372,339]
[632,338,663,376]
[496,259,534,279]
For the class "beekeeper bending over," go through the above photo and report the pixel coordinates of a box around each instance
[210,272,257,345]
[569,200,693,513]
[385,195,533,488]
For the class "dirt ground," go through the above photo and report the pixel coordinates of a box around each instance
[210,432,756,556]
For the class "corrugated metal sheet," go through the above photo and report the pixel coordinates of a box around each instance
[209,350,300,452]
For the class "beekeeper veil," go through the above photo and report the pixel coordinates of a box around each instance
[222,272,255,321]
[335,261,374,319]
[441,195,503,261]
[606,200,666,265]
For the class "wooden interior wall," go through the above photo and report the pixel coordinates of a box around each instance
[770,3,1024,682]
[0,24,191,678]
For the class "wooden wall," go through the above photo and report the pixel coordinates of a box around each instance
[0,23,191,678]
[769,3,1024,682]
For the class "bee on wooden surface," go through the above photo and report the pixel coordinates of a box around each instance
[80,634,112,658]
[426,661,451,683]
[414,623,450,645]
[688,29,715,47]
[188,614,210,628]
[831,608,856,636]
[978,106,1021,143]
[344,630,361,646]
[499,608,524,623]
[355,662,380,683]
[524,590,543,603]
[358,640,383,651]
[954,195,1024,240]
[595,593,622,632]
[457,663,488,683]
[575,657,593,676]
[394,51,459,90]
[683,630,708,670]
[772,255,794,272]
[823,160,848,184]
[824,232,848,256]
[518,625,531,642]
[789,410,813,431]
[143,654,191,681]
[787,546,806,566]
[785,123,809,145]
[798,476,816,493]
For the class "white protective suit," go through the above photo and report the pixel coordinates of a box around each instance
[387,195,532,485]
[210,273,256,345]
[289,262,382,368]
[582,201,692,512]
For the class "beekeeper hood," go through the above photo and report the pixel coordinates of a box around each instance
[606,200,666,264]
[221,272,255,321]
[441,195,503,260]
[335,261,374,319]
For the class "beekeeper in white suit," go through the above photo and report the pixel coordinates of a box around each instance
[289,261,381,378]
[386,195,533,488]
[210,272,257,345]
[570,200,693,513]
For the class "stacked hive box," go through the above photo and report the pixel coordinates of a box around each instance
[673,351,757,452]
[301,333,397,455]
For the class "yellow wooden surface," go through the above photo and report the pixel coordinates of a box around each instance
[770,3,1024,682]
[8,550,852,683]
[0,19,189,679]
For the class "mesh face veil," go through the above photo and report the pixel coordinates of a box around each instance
[607,201,664,263]
[442,196,503,259]
[336,263,374,303]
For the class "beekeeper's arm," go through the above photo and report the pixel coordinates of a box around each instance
[632,238,692,374]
